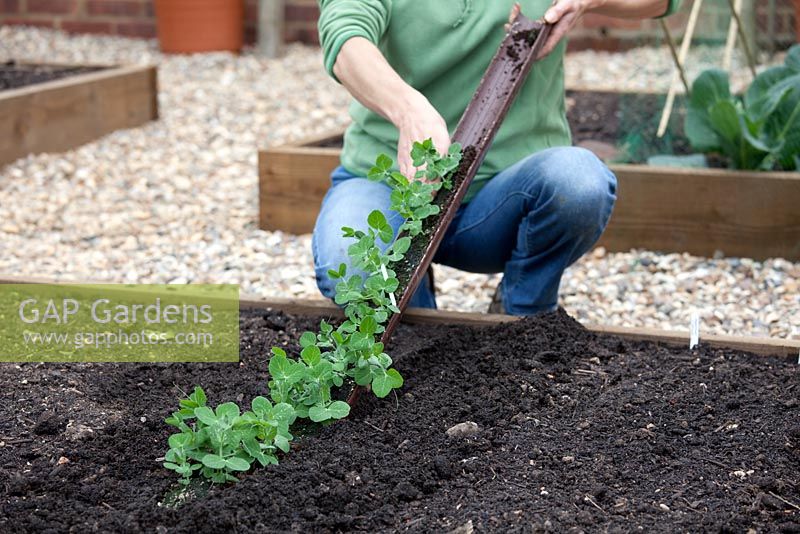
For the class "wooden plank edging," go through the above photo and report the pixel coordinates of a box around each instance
[257,130,800,260]
[0,64,154,99]
[0,64,159,166]
[1,276,796,360]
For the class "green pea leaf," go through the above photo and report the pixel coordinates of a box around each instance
[391,236,411,255]
[251,396,272,416]
[215,402,240,420]
[402,219,423,236]
[354,367,372,386]
[389,171,408,187]
[194,406,217,426]
[320,320,333,335]
[225,457,251,472]
[376,153,392,170]
[301,344,321,366]
[201,454,227,469]
[327,401,350,420]
[190,386,207,406]
[383,277,399,293]
[372,368,404,398]
[241,436,261,458]
[367,210,388,231]
[379,227,394,244]
[272,403,296,425]
[269,352,305,385]
[179,398,198,410]
[308,405,331,423]
[360,316,378,335]
[300,331,317,347]
[168,432,191,449]
[274,434,291,453]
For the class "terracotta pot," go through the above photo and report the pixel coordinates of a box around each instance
[154,0,244,54]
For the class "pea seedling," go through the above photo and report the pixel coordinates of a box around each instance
[164,140,461,483]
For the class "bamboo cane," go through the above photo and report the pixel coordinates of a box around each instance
[722,0,743,71]
[725,0,757,78]
[659,19,691,96]
[657,0,704,138]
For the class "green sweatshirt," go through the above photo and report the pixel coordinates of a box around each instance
[318,0,680,201]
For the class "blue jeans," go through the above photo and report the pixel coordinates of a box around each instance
[311,147,617,315]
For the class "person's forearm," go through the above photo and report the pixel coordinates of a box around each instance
[331,36,451,177]
[333,36,424,128]
[587,0,669,19]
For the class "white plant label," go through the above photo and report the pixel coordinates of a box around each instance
[380,264,397,307]
[690,312,700,350]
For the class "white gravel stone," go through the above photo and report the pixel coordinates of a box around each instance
[1,27,796,341]
[446,421,480,438]
[565,44,786,94]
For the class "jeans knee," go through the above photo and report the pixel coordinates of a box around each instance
[541,147,616,234]
[314,266,338,300]
[311,177,395,302]
[312,233,338,300]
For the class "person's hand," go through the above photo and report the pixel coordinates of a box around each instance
[538,0,593,59]
[506,2,521,29]
[394,91,451,182]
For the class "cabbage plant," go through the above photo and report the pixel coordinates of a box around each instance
[686,44,799,171]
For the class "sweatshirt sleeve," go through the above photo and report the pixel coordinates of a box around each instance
[318,0,392,81]
[658,0,682,17]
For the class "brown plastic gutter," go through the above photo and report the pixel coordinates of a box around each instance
[381,15,552,345]
[349,13,552,404]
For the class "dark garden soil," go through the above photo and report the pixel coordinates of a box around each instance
[0,61,104,91]
[1,309,798,532]
[566,90,691,162]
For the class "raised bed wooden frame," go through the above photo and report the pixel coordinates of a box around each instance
[0,274,797,360]
[258,130,800,261]
[239,296,800,361]
[0,64,158,167]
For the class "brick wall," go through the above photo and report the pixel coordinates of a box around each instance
[0,0,321,42]
[570,0,798,51]
[0,0,797,49]
[1,0,158,37]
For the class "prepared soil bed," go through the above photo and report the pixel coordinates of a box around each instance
[0,61,104,91]
[0,63,157,167]
[1,309,798,532]
[566,90,690,162]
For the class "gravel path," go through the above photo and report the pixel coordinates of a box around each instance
[1,27,797,341]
